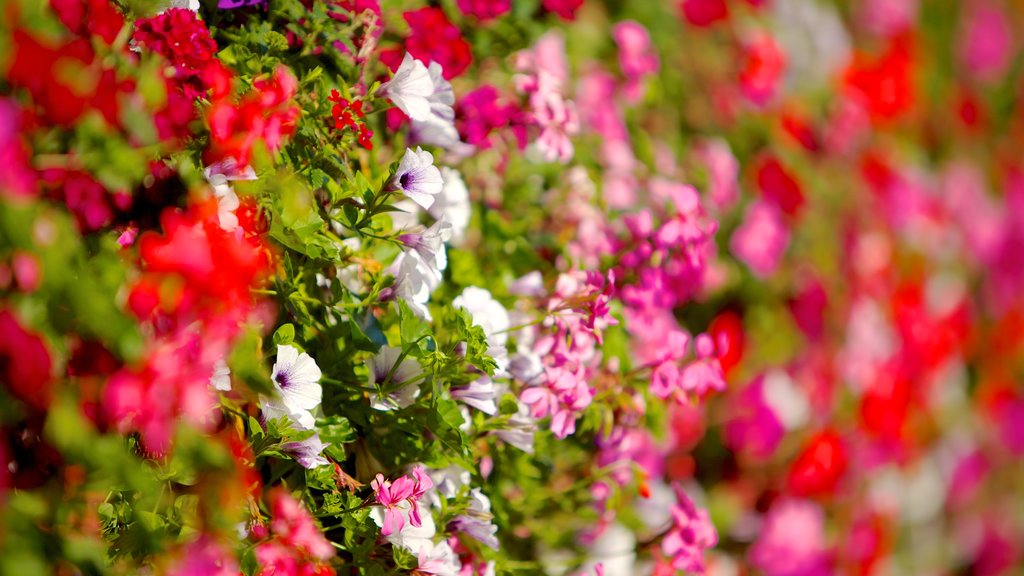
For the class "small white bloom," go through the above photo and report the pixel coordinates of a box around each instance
[453,287,511,372]
[451,375,498,415]
[378,53,435,122]
[209,359,232,392]
[417,539,461,576]
[370,501,437,553]
[283,432,331,469]
[389,249,441,320]
[399,217,452,278]
[428,168,471,245]
[368,346,423,411]
[388,147,444,210]
[263,345,323,430]
[410,61,461,151]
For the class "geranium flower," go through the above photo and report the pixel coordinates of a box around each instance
[379,52,434,122]
[387,147,444,210]
[262,345,323,430]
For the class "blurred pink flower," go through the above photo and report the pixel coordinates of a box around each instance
[730,200,789,278]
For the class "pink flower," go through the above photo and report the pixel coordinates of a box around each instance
[661,485,717,574]
[680,333,726,395]
[168,536,239,576]
[542,0,584,21]
[456,0,510,21]
[730,200,789,278]
[695,138,739,211]
[613,21,659,102]
[959,1,1014,83]
[748,499,832,576]
[723,374,784,459]
[372,466,434,536]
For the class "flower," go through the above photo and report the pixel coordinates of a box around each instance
[417,540,461,576]
[283,432,331,469]
[730,200,790,278]
[450,489,499,550]
[389,249,439,320]
[403,8,472,79]
[451,376,498,414]
[398,217,452,278]
[428,168,471,244]
[748,499,832,576]
[368,346,423,411]
[387,147,444,210]
[209,359,232,392]
[378,53,434,122]
[371,466,434,536]
[262,345,323,430]
[409,61,458,147]
[453,286,510,372]
[661,485,717,574]
[456,0,511,21]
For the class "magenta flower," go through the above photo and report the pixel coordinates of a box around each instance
[661,485,717,574]
[372,465,434,536]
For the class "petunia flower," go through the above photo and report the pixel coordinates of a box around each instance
[209,359,232,391]
[398,217,452,278]
[388,249,441,320]
[429,168,472,244]
[368,345,423,411]
[378,53,435,122]
[387,147,444,210]
[262,345,323,430]
[283,432,331,469]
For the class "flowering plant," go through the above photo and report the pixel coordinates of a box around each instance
[2,0,1023,575]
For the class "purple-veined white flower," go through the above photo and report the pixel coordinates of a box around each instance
[387,147,444,210]
[368,346,423,411]
[209,359,231,392]
[450,489,499,550]
[428,168,471,245]
[262,345,323,430]
[451,375,498,415]
[399,217,452,276]
[283,432,330,469]
[379,53,435,122]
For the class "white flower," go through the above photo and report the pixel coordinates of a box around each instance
[453,287,511,373]
[410,62,460,151]
[370,501,436,553]
[417,540,461,576]
[262,345,323,430]
[209,359,232,392]
[283,432,330,469]
[390,249,441,320]
[451,376,498,415]
[399,218,452,278]
[428,168,472,245]
[378,53,435,122]
[388,147,444,210]
[368,346,423,411]
[211,180,240,232]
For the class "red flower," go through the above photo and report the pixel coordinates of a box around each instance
[457,0,511,21]
[403,7,472,79]
[738,32,786,106]
[0,310,54,411]
[542,0,584,21]
[787,430,847,497]
[708,310,744,376]
[679,0,728,27]
[843,35,914,121]
[49,0,125,45]
[755,155,805,217]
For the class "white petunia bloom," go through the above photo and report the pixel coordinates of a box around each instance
[370,500,436,553]
[378,53,435,122]
[409,61,461,151]
[451,375,498,415]
[283,432,331,469]
[399,217,452,279]
[389,249,441,320]
[387,147,444,210]
[453,287,511,373]
[428,168,472,245]
[417,540,461,576]
[262,345,323,430]
[368,346,423,411]
[209,359,232,392]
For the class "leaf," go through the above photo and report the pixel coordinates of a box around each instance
[273,323,295,345]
